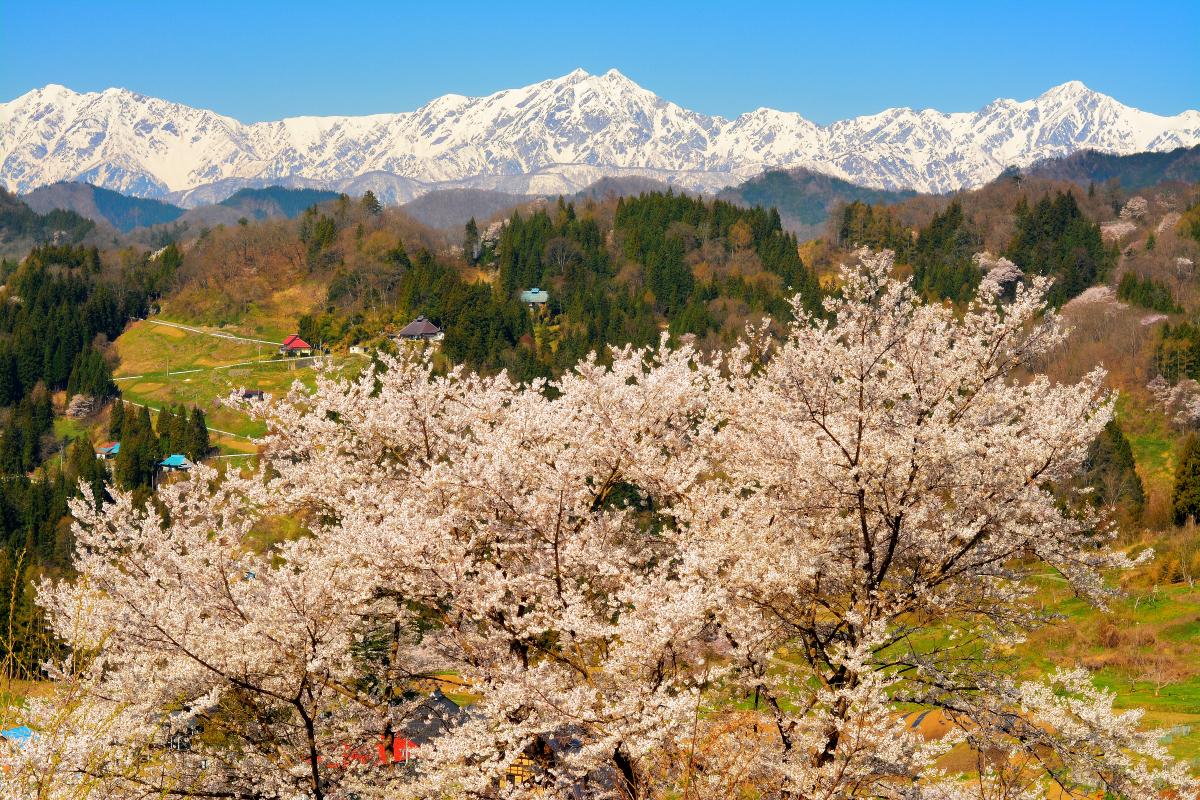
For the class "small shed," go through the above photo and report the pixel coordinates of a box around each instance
[520,288,549,307]
[279,334,313,356]
[233,388,266,401]
[396,315,444,342]
[160,454,193,472]
[95,441,120,460]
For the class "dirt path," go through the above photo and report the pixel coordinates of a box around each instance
[147,318,280,347]
[114,357,286,382]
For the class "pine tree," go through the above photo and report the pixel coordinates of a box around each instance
[464,218,480,264]
[109,400,125,440]
[361,191,382,216]
[156,406,177,454]
[67,438,108,510]
[113,404,160,491]
[0,348,19,405]
[187,407,210,462]
[1173,434,1200,525]
[1083,420,1145,522]
[66,347,115,399]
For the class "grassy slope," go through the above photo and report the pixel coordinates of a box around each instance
[115,320,285,445]
[114,320,271,374]
[159,282,325,343]
[112,318,364,449]
[1031,581,1200,763]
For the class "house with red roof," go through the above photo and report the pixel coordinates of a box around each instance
[279,334,313,356]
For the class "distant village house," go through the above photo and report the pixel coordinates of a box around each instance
[279,334,313,356]
[160,454,193,472]
[520,288,549,309]
[95,441,120,460]
[395,315,444,342]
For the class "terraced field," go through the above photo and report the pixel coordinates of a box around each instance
[114,319,273,376]
[1020,576,1200,764]
[112,317,361,452]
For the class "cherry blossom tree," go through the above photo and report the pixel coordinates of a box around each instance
[684,250,1191,798]
[7,347,725,800]
[3,250,1194,800]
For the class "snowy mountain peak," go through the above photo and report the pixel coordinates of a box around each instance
[2,74,1197,205]
[1039,80,1093,98]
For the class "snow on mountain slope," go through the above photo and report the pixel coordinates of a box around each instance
[2,70,1197,205]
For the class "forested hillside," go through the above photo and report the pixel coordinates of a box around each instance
[295,192,820,380]
[0,189,96,257]
[1026,144,1200,189]
[719,167,919,236]
[400,187,534,230]
[217,186,341,219]
[22,182,185,232]
[0,240,189,674]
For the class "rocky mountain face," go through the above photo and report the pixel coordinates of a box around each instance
[3,70,1197,205]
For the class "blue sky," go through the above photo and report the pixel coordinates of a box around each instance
[3,0,1197,124]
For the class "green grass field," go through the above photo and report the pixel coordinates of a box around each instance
[1020,575,1200,764]
[119,362,314,440]
[1119,394,1178,496]
[113,318,365,452]
[115,320,274,377]
[52,414,90,442]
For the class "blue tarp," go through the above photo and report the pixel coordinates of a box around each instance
[2,725,32,747]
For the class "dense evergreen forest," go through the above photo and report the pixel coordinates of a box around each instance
[1006,191,1117,304]
[0,188,95,252]
[835,189,1116,306]
[1118,271,1180,313]
[717,168,917,229]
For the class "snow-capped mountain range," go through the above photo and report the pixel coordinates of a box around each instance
[3,69,1198,207]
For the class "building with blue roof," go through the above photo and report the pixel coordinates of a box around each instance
[519,288,549,307]
[160,454,193,471]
